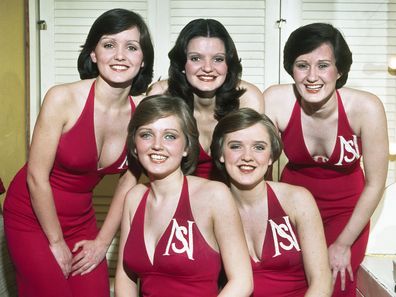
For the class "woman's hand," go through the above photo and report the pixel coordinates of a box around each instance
[71,238,109,276]
[328,242,353,291]
[49,240,73,278]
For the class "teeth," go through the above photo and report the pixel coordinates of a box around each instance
[306,85,322,90]
[199,76,215,81]
[111,65,128,70]
[150,154,166,161]
[240,165,254,170]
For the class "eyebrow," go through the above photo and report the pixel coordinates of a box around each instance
[226,140,268,145]
[100,36,140,43]
[187,51,226,55]
[137,127,180,133]
[294,58,333,63]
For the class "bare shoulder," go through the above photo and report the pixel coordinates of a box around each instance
[38,80,92,122]
[238,79,262,93]
[338,87,385,115]
[263,84,296,130]
[263,83,295,104]
[267,181,316,218]
[268,181,312,201]
[124,183,149,217]
[238,80,264,113]
[187,176,232,205]
[147,79,169,95]
[42,79,92,109]
[338,87,387,136]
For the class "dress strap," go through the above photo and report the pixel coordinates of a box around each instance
[173,176,193,220]
[335,90,355,135]
[266,183,286,218]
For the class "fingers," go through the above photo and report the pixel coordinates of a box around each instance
[72,240,86,253]
[71,251,100,276]
[81,263,97,276]
[332,268,338,287]
[61,261,72,278]
[57,255,72,278]
[340,269,346,291]
[72,250,87,265]
[49,241,72,278]
[332,266,354,292]
[72,259,97,276]
[347,265,354,282]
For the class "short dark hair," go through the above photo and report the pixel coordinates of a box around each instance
[127,95,199,175]
[283,22,352,89]
[211,108,283,176]
[78,8,154,95]
[167,18,246,120]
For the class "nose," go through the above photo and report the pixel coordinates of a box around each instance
[201,59,213,72]
[241,148,253,161]
[114,47,126,61]
[307,66,318,82]
[151,136,163,150]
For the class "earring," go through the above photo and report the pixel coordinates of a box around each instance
[181,70,186,74]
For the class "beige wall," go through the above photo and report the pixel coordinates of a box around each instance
[0,0,26,202]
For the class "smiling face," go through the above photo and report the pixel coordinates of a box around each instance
[90,27,144,85]
[184,37,228,97]
[134,115,188,179]
[292,43,341,104]
[221,123,272,190]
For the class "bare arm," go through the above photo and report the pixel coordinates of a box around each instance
[212,185,253,297]
[115,187,141,297]
[27,85,73,277]
[328,92,388,289]
[71,169,138,275]
[263,84,296,132]
[98,170,138,247]
[239,80,264,114]
[287,185,332,297]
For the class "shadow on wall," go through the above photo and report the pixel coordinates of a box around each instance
[0,213,17,297]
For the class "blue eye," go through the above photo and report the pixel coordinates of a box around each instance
[254,144,266,151]
[164,134,176,140]
[139,132,152,139]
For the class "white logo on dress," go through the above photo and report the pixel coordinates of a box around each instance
[269,216,301,258]
[117,156,128,170]
[163,219,194,260]
[335,135,360,166]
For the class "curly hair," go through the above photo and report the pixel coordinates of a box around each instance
[167,18,246,120]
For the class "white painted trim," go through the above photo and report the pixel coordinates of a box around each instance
[264,0,281,88]
[28,0,40,141]
[279,0,301,84]
[147,0,171,81]
[39,0,55,100]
